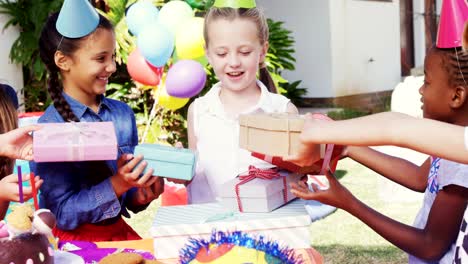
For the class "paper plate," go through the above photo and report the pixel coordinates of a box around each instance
[55,250,84,264]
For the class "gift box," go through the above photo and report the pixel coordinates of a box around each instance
[33,122,117,162]
[239,113,325,157]
[151,199,311,259]
[134,144,195,181]
[220,167,303,212]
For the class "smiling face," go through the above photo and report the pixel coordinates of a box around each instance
[205,18,267,93]
[61,28,116,103]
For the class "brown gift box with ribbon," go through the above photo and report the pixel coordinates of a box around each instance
[220,166,303,213]
[239,113,325,158]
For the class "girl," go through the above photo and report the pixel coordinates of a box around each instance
[289,46,468,263]
[186,1,298,203]
[0,89,43,220]
[31,6,164,241]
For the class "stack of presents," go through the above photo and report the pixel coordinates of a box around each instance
[32,113,342,259]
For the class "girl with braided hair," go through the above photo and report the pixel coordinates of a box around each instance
[31,1,164,241]
[287,25,468,264]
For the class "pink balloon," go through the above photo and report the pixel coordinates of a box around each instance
[127,49,162,86]
[166,60,206,98]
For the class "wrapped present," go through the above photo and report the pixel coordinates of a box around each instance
[239,113,325,157]
[220,166,303,212]
[151,199,311,259]
[134,144,195,181]
[33,122,117,162]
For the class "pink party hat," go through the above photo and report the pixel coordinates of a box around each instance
[436,0,468,48]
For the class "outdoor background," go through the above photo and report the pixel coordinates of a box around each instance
[0,0,428,263]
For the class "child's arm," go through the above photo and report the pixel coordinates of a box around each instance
[300,112,468,163]
[344,146,430,191]
[291,172,468,261]
[187,102,197,151]
[286,102,299,114]
[0,125,40,160]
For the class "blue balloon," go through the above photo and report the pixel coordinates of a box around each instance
[137,23,174,67]
[126,1,159,36]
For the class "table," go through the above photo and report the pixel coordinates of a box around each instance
[96,238,323,263]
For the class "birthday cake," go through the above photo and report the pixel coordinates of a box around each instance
[0,204,56,264]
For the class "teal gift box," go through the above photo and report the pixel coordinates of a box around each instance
[134,144,195,181]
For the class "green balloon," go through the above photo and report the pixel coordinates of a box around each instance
[185,0,205,9]
[213,0,256,8]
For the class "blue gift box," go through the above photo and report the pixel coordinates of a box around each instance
[134,144,195,181]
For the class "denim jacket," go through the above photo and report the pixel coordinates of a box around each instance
[30,93,141,230]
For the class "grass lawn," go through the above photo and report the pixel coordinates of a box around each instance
[126,158,423,263]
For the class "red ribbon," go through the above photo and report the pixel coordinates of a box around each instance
[235,165,288,212]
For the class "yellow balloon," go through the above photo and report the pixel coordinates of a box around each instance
[158,1,194,36]
[158,80,189,110]
[175,17,205,60]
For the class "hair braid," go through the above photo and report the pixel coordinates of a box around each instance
[47,69,79,122]
[441,48,468,88]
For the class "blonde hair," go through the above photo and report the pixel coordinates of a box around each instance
[204,7,277,93]
[0,89,18,178]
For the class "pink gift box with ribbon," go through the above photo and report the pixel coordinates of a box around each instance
[33,122,118,162]
[220,166,303,213]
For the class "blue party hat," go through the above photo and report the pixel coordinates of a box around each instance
[56,0,99,38]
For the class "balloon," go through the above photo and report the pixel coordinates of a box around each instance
[185,0,206,9]
[127,49,162,86]
[158,82,190,111]
[173,50,208,67]
[158,1,194,36]
[175,17,205,60]
[166,60,206,98]
[126,0,159,36]
[137,23,174,67]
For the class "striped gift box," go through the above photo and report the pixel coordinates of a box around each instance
[151,199,311,259]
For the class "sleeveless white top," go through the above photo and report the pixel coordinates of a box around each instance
[188,80,291,204]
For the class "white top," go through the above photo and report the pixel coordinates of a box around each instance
[188,80,291,204]
[409,158,468,264]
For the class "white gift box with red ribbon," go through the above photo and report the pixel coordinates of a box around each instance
[150,199,311,259]
[220,166,303,213]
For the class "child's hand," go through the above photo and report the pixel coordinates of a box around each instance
[290,170,353,210]
[0,125,41,160]
[111,154,155,197]
[132,176,165,205]
[0,173,43,202]
[284,114,324,167]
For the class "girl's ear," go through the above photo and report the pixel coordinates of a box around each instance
[54,51,70,72]
[450,85,467,108]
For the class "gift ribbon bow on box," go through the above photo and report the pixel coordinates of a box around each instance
[234,166,288,212]
[48,123,103,161]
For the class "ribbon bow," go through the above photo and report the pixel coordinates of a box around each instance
[235,166,287,212]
